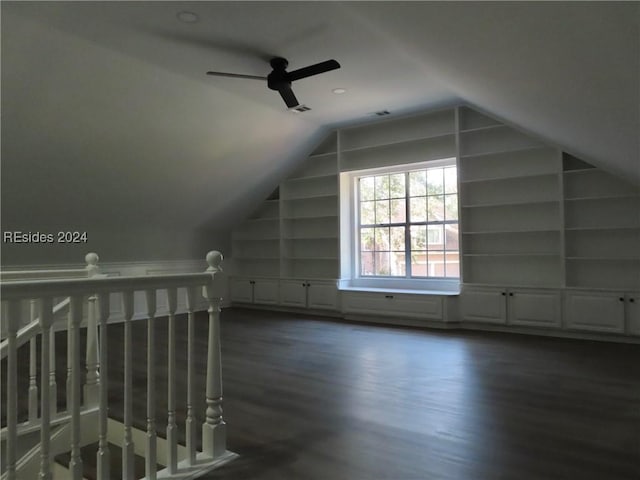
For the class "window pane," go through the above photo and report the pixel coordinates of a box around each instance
[390,198,406,223]
[390,227,405,250]
[445,194,458,221]
[409,170,426,196]
[446,225,459,250]
[444,166,457,194]
[410,225,426,250]
[360,228,374,251]
[374,227,389,251]
[360,201,375,225]
[375,200,390,224]
[427,168,444,195]
[375,252,390,275]
[389,173,405,198]
[427,225,444,246]
[360,176,374,201]
[360,251,374,275]
[428,251,445,277]
[375,175,389,200]
[390,252,406,276]
[428,195,444,222]
[445,252,460,277]
[410,251,427,276]
[410,197,427,222]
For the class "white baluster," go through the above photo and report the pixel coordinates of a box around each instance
[28,300,39,423]
[69,295,84,479]
[49,327,57,417]
[40,296,54,480]
[185,285,197,465]
[145,289,158,480]
[85,253,100,405]
[166,287,178,473]
[122,290,135,480]
[6,300,21,480]
[96,292,111,480]
[202,251,227,458]
[84,293,99,404]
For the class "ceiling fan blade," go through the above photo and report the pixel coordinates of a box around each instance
[278,85,300,108]
[206,71,267,81]
[287,59,340,82]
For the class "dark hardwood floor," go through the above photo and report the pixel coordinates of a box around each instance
[6,307,640,479]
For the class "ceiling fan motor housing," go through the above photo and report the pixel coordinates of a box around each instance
[267,57,290,91]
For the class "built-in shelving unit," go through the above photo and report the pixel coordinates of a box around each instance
[562,154,640,290]
[457,108,562,287]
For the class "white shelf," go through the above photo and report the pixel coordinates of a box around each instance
[565,194,639,202]
[461,199,558,209]
[460,144,548,160]
[284,173,337,183]
[460,172,557,184]
[281,193,337,201]
[459,124,506,134]
[566,257,640,262]
[462,228,559,235]
[565,225,640,232]
[464,253,559,258]
[340,131,455,155]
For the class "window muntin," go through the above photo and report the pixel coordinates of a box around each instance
[357,164,459,278]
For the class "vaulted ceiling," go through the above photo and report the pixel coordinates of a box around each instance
[2,1,638,260]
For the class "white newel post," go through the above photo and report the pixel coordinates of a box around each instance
[84,253,100,405]
[202,251,227,458]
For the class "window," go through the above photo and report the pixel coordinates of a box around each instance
[356,160,459,280]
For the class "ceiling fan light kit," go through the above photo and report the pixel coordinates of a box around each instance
[206,56,340,111]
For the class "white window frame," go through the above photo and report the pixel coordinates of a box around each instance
[339,158,461,294]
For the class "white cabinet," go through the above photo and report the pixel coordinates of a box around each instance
[564,290,628,334]
[628,293,640,336]
[341,291,444,321]
[279,279,338,311]
[230,277,279,305]
[460,287,561,327]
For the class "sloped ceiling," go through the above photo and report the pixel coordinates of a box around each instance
[2,1,638,262]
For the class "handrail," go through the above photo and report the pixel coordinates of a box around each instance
[1,271,214,300]
[0,298,71,359]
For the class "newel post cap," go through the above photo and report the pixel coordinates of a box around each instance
[85,252,100,277]
[206,251,224,273]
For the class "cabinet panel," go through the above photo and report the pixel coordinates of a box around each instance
[459,288,506,324]
[279,280,307,307]
[564,291,625,333]
[508,290,561,328]
[253,279,279,305]
[627,294,639,336]
[230,278,253,303]
[307,283,339,310]
[342,292,443,320]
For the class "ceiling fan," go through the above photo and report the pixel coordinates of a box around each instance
[206,57,340,110]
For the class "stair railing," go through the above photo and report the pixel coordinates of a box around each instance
[1,250,235,480]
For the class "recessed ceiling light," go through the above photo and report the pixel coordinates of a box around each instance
[176,11,199,23]
[332,88,347,94]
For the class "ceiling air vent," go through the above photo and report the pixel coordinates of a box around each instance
[373,110,390,116]
[289,104,312,113]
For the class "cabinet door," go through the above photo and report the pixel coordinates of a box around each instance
[508,290,561,328]
[230,278,253,303]
[279,280,308,307]
[564,291,625,333]
[459,288,507,324]
[628,294,640,336]
[307,282,339,310]
[253,279,279,305]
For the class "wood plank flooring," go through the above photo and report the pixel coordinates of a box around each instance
[6,307,640,479]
